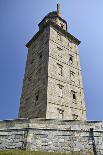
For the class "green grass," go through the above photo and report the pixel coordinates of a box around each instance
[0,150,83,155]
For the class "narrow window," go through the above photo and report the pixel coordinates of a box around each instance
[70,56,73,62]
[73,93,76,100]
[71,90,76,100]
[57,63,63,76]
[35,91,39,104]
[36,95,39,101]
[69,55,73,65]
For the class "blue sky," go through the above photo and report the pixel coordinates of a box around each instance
[0,0,103,120]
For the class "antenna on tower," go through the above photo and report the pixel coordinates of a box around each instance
[57,2,61,17]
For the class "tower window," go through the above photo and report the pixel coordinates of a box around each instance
[36,95,39,101]
[71,90,76,100]
[35,91,39,102]
[70,56,73,62]
[57,63,63,76]
[69,55,73,65]
[73,93,76,100]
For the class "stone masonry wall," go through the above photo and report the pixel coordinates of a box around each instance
[0,119,29,150]
[46,26,86,120]
[19,26,50,119]
[0,119,103,154]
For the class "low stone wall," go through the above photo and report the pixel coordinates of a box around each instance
[0,119,28,150]
[0,119,103,154]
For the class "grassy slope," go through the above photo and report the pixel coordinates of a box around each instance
[0,150,82,155]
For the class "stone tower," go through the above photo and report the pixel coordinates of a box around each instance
[19,4,87,120]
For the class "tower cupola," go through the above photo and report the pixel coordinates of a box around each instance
[38,4,67,31]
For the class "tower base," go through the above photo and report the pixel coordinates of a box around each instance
[0,118,103,154]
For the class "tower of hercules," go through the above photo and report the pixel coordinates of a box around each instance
[19,4,87,120]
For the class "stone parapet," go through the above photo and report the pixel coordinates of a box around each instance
[0,119,103,154]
